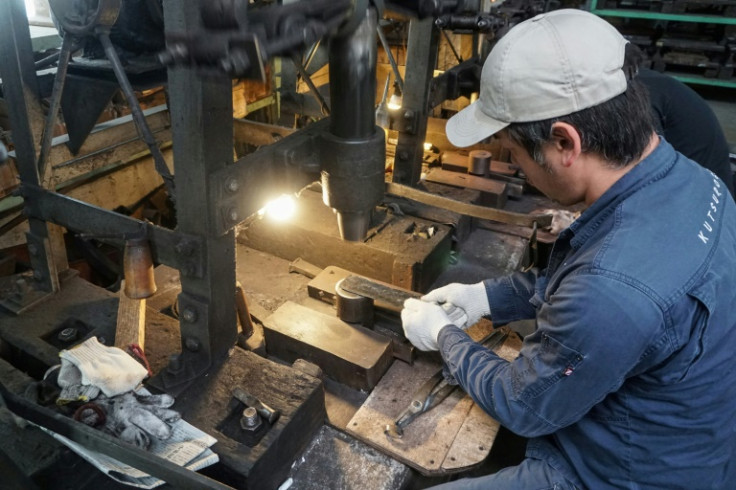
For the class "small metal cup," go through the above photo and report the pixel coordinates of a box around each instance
[468,150,492,176]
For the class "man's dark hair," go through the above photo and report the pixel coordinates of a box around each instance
[505,72,655,169]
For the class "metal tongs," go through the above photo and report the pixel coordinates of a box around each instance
[385,328,509,439]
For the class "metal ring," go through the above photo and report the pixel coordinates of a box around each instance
[73,402,106,427]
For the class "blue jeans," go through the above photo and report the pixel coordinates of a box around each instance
[430,458,580,490]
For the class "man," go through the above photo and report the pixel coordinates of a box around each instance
[401,9,736,489]
[637,65,734,198]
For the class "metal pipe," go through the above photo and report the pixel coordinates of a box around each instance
[37,33,74,178]
[322,7,386,241]
[442,29,463,63]
[377,22,404,92]
[328,8,377,140]
[303,39,321,71]
[99,32,176,201]
[291,54,330,115]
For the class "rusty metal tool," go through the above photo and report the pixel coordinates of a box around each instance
[232,387,280,425]
[385,328,509,439]
[339,274,419,314]
[386,370,455,439]
[339,274,468,325]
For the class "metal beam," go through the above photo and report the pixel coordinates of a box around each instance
[391,18,441,186]
[0,0,67,293]
[150,0,239,394]
[20,185,206,278]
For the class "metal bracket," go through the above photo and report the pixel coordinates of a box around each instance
[148,293,214,397]
[211,119,327,235]
[389,109,420,134]
[20,184,207,278]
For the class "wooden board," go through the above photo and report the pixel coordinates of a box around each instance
[345,330,521,476]
[175,347,325,490]
[426,167,508,197]
[238,188,453,291]
[427,168,507,208]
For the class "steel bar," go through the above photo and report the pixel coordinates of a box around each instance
[37,33,74,180]
[98,32,176,201]
[391,17,440,186]
[377,22,404,92]
[0,0,66,293]
[441,29,463,63]
[291,54,330,115]
[20,184,206,277]
[303,39,321,72]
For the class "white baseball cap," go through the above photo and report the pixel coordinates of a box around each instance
[446,9,629,148]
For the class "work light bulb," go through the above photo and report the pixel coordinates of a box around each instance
[262,195,296,222]
[387,94,402,110]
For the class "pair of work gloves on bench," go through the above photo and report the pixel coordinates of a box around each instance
[49,337,180,450]
[401,281,490,351]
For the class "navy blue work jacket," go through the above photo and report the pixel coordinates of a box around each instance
[438,138,736,489]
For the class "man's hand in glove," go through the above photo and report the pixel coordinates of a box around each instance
[421,281,490,329]
[78,391,180,450]
[401,298,456,351]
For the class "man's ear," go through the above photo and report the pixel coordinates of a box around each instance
[549,122,582,167]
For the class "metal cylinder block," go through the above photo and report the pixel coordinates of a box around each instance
[322,7,385,241]
[336,278,374,326]
[468,149,491,176]
[320,128,386,241]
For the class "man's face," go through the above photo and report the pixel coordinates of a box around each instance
[497,132,580,206]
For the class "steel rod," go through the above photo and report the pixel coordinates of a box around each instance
[99,32,176,201]
[377,22,404,92]
[37,33,74,179]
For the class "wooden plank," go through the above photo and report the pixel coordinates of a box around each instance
[288,257,323,279]
[175,347,325,490]
[233,119,296,147]
[386,182,553,229]
[345,328,522,476]
[442,402,500,471]
[115,280,146,350]
[425,167,507,200]
[238,188,453,291]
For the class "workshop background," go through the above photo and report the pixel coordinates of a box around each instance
[0,0,734,489]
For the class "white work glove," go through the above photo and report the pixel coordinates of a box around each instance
[422,281,490,329]
[401,298,456,351]
[59,337,148,397]
[54,363,100,404]
[77,391,181,450]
